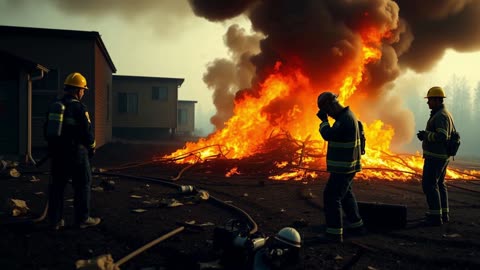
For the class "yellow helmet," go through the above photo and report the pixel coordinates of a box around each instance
[64,72,88,89]
[425,86,446,98]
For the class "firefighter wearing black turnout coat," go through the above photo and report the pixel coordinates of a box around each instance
[44,72,100,230]
[417,86,455,226]
[315,92,365,243]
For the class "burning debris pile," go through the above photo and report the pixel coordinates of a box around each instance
[159,0,480,181]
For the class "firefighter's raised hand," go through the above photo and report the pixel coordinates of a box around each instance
[316,110,328,122]
[417,130,426,141]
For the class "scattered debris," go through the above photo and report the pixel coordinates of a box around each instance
[196,190,210,201]
[131,209,148,213]
[141,199,160,208]
[75,253,118,270]
[162,198,183,208]
[130,195,143,199]
[9,198,29,217]
[30,176,41,182]
[0,160,22,178]
[334,255,343,261]
[34,191,45,196]
[91,186,104,192]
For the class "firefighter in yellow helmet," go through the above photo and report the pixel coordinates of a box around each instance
[417,86,455,226]
[44,72,100,230]
[315,92,365,243]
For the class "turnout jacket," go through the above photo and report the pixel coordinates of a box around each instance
[422,104,454,160]
[319,107,362,174]
[45,95,95,154]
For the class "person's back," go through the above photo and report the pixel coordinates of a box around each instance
[44,72,100,230]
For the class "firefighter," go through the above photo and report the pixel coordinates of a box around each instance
[315,92,365,243]
[45,72,100,230]
[417,86,454,226]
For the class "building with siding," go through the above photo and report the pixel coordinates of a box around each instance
[0,25,116,155]
[112,75,190,140]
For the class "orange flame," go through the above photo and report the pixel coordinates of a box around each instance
[162,27,479,181]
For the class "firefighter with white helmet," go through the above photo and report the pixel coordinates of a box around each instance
[315,92,365,243]
[417,86,456,226]
[45,72,100,230]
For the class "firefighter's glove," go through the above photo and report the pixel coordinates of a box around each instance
[417,130,426,141]
[316,110,328,122]
[88,148,96,159]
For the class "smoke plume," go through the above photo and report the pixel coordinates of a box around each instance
[203,24,262,130]
[188,0,480,145]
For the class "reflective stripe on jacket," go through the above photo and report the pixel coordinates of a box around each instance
[319,107,362,174]
[422,105,454,160]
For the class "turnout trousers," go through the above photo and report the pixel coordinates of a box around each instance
[48,145,92,225]
[323,172,362,235]
[422,157,449,216]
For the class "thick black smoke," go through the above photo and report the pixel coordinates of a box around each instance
[188,0,480,144]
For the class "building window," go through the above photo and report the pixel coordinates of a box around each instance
[178,108,188,124]
[152,86,168,101]
[118,92,138,113]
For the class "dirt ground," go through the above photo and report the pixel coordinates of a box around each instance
[1,141,480,270]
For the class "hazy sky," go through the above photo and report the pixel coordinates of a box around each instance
[1,0,480,142]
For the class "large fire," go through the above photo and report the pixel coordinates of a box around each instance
[161,28,479,181]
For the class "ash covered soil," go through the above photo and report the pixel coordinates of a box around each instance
[1,142,480,270]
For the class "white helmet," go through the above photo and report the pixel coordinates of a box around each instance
[274,227,301,248]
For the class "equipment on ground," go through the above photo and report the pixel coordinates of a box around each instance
[357,201,407,231]
[253,228,301,270]
[274,227,301,248]
[213,219,267,269]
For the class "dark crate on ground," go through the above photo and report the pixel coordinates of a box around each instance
[357,201,407,231]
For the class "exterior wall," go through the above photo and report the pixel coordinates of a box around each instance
[94,44,113,147]
[112,77,179,128]
[0,28,115,150]
[177,101,197,136]
[112,76,183,140]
